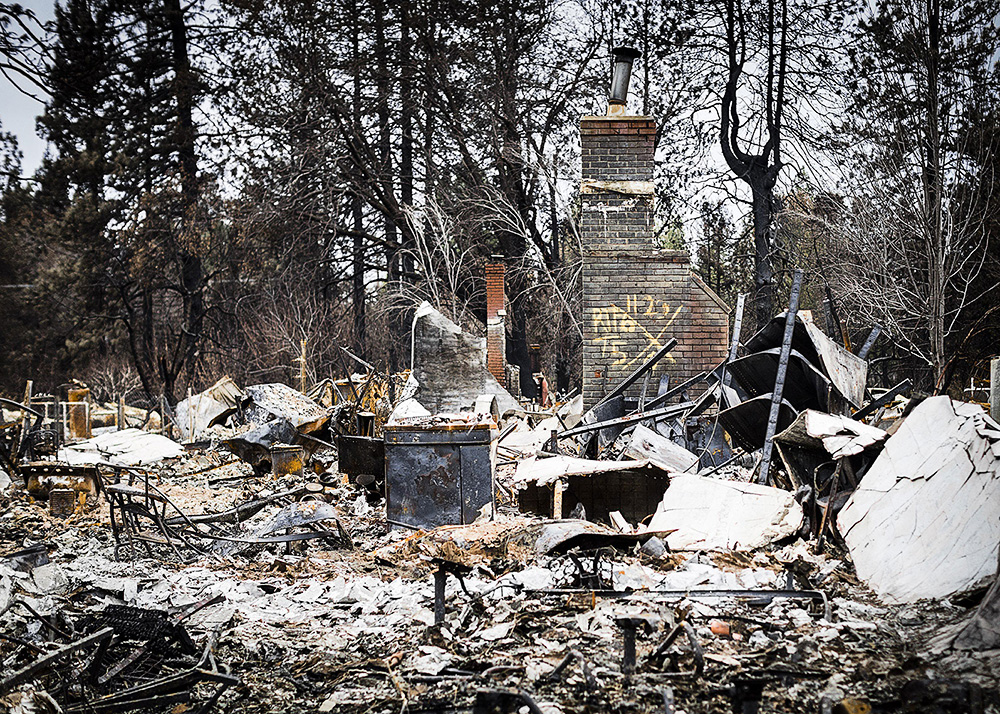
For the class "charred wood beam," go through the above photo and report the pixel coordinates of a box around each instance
[852,379,912,422]
[593,338,678,411]
[1,627,114,694]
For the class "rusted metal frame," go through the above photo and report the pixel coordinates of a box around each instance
[163,487,306,527]
[758,269,804,485]
[852,379,912,421]
[120,492,189,559]
[592,338,678,411]
[131,475,214,555]
[557,401,695,440]
[722,293,748,389]
[855,325,882,359]
[108,480,201,559]
[1,626,114,693]
[823,284,848,348]
[537,587,831,619]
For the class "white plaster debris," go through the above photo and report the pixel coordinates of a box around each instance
[644,473,803,550]
[58,428,185,466]
[779,409,888,458]
[625,424,699,472]
[838,396,1000,603]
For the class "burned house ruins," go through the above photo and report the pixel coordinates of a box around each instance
[2,46,1000,714]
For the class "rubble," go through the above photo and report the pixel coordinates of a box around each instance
[3,307,1000,713]
[173,376,244,441]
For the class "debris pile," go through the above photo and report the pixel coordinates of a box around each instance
[3,298,1000,713]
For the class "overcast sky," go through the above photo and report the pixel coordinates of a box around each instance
[2,0,55,177]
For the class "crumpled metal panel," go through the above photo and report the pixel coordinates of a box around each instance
[728,348,831,412]
[223,418,298,473]
[717,394,798,453]
[744,315,867,408]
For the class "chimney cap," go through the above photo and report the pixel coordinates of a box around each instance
[613,46,642,60]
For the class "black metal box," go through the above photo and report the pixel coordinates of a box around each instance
[384,422,496,530]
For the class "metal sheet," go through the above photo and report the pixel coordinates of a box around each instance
[728,348,831,411]
[744,316,867,409]
[717,394,798,453]
[337,435,385,479]
[801,320,867,408]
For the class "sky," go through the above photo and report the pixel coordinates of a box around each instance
[1,0,55,177]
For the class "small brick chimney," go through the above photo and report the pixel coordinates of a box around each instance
[485,258,506,384]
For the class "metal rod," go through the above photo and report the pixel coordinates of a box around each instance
[642,371,709,411]
[814,458,843,554]
[593,338,677,411]
[723,293,747,388]
[852,378,912,421]
[543,649,596,690]
[557,401,695,440]
[758,269,804,485]
[856,325,882,360]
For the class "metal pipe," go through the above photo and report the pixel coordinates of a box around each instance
[609,46,642,108]
[434,568,447,626]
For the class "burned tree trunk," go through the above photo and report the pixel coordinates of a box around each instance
[719,0,787,330]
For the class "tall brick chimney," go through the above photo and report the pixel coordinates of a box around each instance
[580,76,729,408]
[485,258,506,384]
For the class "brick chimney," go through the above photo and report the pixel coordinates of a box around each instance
[580,119,730,408]
[580,117,657,250]
[485,258,506,384]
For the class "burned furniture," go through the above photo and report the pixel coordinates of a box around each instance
[105,468,348,561]
[1,397,103,514]
[0,600,237,713]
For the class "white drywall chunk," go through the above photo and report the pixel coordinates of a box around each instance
[644,473,802,550]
